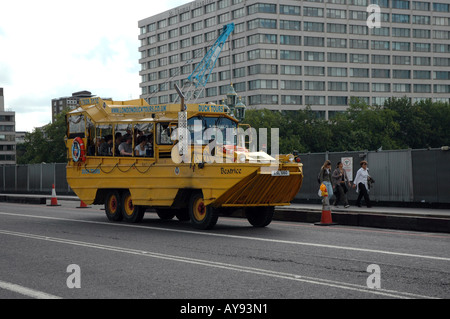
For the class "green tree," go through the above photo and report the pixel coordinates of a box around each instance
[17,110,68,164]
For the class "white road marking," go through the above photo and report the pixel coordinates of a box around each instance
[0,280,61,299]
[0,229,437,299]
[1,211,449,262]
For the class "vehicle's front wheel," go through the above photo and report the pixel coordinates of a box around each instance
[189,192,218,230]
[105,190,123,221]
[245,206,274,227]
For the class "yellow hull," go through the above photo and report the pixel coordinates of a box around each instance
[66,157,303,208]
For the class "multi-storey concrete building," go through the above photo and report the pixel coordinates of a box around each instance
[51,91,95,123]
[138,0,450,118]
[0,88,16,164]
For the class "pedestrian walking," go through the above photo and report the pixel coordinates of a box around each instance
[352,160,372,208]
[318,160,333,198]
[332,161,351,208]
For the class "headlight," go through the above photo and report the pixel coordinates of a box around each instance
[238,153,246,163]
[288,154,295,162]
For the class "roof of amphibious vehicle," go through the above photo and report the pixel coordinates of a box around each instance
[67,97,236,124]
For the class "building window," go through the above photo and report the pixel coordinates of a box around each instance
[280,20,301,31]
[372,54,390,65]
[281,65,302,75]
[248,18,277,30]
[328,52,347,62]
[392,0,410,9]
[305,96,325,105]
[281,95,302,105]
[328,96,348,105]
[248,95,279,105]
[433,3,450,12]
[304,51,325,61]
[281,80,302,90]
[372,69,390,78]
[392,42,410,51]
[413,70,431,79]
[328,67,347,77]
[305,81,325,91]
[328,82,348,91]
[248,3,277,15]
[351,82,370,92]
[393,70,411,78]
[414,84,431,93]
[393,84,411,93]
[350,54,369,63]
[248,80,278,90]
[280,5,301,15]
[304,36,325,47]
[392,27,411,37]
[304,22,324,32]
[412,1,430,11]
[280,50,301,60]
[327,9,346,19]
[248,49,278,60]
[392,14,410,23]
[372,83,391,92]
[304,7,324,17]
[304,66,325,76]
[280,35,301,45]
[327,38,347,48]
[350,68,369,77]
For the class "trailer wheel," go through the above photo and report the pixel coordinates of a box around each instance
[122,191,145,223]
[105,190,123,221]
[189,192,218,230]
[245,207,274,227]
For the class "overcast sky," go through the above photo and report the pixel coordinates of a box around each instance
[0,0,192,132]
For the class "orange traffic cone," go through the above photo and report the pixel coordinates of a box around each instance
[47,184,61,206]
[315,185,336,226]
[77,200,90,209]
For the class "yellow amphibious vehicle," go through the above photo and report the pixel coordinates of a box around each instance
[66,97,303,229]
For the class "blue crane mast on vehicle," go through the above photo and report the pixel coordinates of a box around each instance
[182,23,235,103]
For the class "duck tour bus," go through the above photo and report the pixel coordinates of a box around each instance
[65,96,303,229]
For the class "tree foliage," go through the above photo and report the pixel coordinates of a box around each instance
[243,98,450,154]
[17,110,67,164]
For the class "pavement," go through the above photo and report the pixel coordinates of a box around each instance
[1,193,449,233]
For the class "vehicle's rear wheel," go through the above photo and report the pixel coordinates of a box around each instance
[189,191,218,230]
[122,191,145,223]
[245,206,274,227]
[105,190,123,221]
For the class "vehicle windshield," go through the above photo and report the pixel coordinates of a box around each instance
[187,116,237,145]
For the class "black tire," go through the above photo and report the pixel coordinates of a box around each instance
[245,206,274,227]
[121,191,145,223]
[188,191,218,230]
[155,208,176,220]
[105,190,123,221]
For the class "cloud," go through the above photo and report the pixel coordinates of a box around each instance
[0,0,192,132]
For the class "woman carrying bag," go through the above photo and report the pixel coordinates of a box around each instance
[332,161,351,208]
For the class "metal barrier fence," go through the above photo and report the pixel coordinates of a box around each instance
[294,148,450,205]
[1,148,449,204]
[0,163,72,195]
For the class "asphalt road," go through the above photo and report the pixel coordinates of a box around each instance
[0,200,449,301]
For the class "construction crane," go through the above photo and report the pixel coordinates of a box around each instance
[182,23,235,103]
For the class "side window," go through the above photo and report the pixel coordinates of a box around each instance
[134,123,154,157]
[157,122,176,145]
[96,124,113,156]
[114,124,132,156]
[68,115,85,138]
